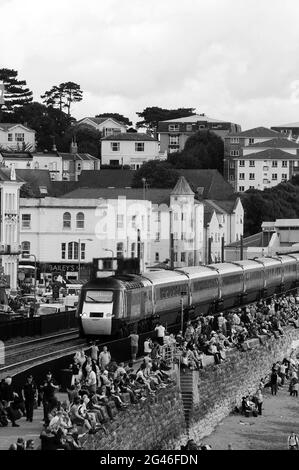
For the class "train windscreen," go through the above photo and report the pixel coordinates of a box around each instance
[84,290,113,303]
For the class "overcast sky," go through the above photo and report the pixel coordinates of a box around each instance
[1,0,299,129]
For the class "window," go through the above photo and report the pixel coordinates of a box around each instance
[22,214,31,229]
[263,179,269,184]
[8,133,13,142]
[239,173,245,180]
[131,215,136,228]
[155,252,159,262]
[282,174,288,180]
[76,212,84,229]
[174,253,178,262]
[81,243,86,261]
[230,175,234,181]
[105,128,121,136]
[131,243,136,258]
[169,135,179,146]
[135,142,144,152]
[272,174,278,180]
[21,241,30,256]
[249,138,254,145]
[239,186,245,192]
[63,161,69,170]
[111,142,120,151]
[117,242,124,258]
[186,124,192,131]
[229,162,235,169]
[272,161,278,167]
[230,138,239,144]
[15,133,24,142]
[230,150,239,156]
[77,163,81,171]
[249,160,255,167]
[168,124,179,131]
[68,242,78,260]
[249,186,254,189]
[249,173,255,180]
[181,252,186,262]
[63,212,71,229]
[61,243,66,260]
[39,186,48,195]
[282,161,288,167]
[239,160,245,167]
[117,214,124,229]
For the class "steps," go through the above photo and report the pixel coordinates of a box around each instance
[180,369,194,431]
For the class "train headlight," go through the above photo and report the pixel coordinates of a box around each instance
[80,312,88,318]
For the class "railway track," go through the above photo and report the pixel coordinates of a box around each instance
[0,330,86,376]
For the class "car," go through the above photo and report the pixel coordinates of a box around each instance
[34,303,67,317]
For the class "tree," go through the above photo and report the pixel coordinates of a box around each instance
[20,182,36,198]
[41,82,83,116]
[136,107,196,131]
[167,130,224,172]
[14,102,72,151]
[95,113,132,126]
[60,124,102,158]
[0,68,33,120]
[132,161,179,188]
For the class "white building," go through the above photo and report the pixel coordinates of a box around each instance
[0,123,36,152]
[0,167,24,291]
[204,198,244,263]
[101,133,162,169]
[77,117,127,136]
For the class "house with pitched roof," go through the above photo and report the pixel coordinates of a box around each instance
[0,123,36,152]
[77,117,127,136]
[224,126,299,191]
[101,132,164,169]
[158,113,241,154]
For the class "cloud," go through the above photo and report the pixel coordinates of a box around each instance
[1,0,299,127]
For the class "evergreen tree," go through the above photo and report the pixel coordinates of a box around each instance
[41,81,83,116]
[0,68,33,120]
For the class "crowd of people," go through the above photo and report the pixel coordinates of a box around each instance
[2,292,299,450]
[176,293,299,371]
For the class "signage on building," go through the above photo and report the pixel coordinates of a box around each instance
[40,263,80,273]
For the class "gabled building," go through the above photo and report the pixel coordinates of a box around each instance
[271,122,299,139]
[77,117,127,136]
[101,133,163,169]
[224,126,299,191]
[158,113,241,154]
[0,123,36,152]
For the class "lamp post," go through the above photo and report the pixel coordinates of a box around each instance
[104,248,114,258]
[22,253,37,314]
[78,238,92,282]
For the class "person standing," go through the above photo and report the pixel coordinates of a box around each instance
[279,362,287,386]
[144,338,153,357]
[129,330,139,362]
[255,388,263,415]
[22,375,37,422]
[0,377,20,427]
[155,322,165,346]
[287,431,299,450]
[98,346,111,371]
[90,342,99,362]
[41,372,59,427]
[270,370,278,396]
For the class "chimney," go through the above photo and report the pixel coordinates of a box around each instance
[70,136,78,154]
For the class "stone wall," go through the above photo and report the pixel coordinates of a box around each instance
[83,384,186,450]
[84,326,299,450]
[185,326,299,444]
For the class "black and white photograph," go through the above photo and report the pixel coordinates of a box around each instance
[0,0,299,457]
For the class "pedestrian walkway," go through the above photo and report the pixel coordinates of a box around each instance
[0,392,67,450]
[201,384,299,450]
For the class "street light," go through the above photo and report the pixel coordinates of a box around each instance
[104,248,114,258]
[21,253,37,315]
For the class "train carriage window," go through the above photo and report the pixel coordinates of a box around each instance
[193,278,218,291]
[222,274,242,285]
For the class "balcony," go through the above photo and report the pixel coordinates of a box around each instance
[0,244,22,255]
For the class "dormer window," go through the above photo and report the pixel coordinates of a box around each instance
[168,124,179,132]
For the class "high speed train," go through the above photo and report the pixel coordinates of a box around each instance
[77,254,299,338]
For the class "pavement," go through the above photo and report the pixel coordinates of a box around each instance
[201,383,299,450]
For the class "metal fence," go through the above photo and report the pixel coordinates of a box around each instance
[0,310,77,340]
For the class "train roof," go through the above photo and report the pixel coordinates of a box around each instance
[208,262,243,275]
[231,260,263,271]
[176,265,218,280]
[253,257,282,267]
[288,253,299,262]
[141,270,188,285]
